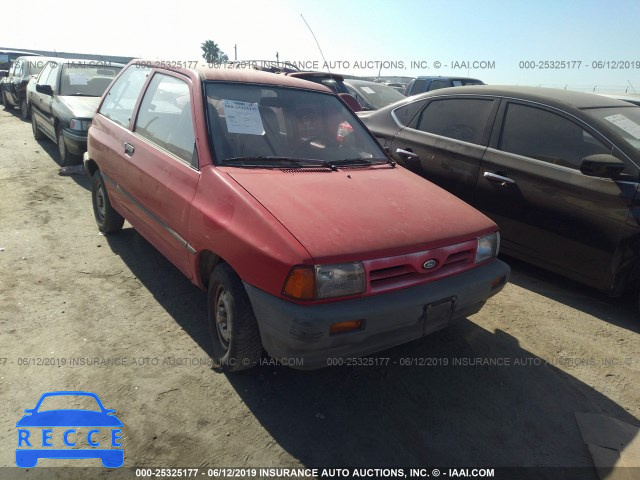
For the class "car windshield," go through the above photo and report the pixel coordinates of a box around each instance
[349,82,405,110]
[205,82,387,166]
[60,64,123,97]
[585,106,640,153]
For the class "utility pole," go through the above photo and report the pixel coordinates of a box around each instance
[234,44,237,61]
[276,52,279,65]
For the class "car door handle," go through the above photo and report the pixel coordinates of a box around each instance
[483,171,516,185]
[396,148,418,160]
[124,143,135,156]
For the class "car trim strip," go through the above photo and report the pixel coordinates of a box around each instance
[101,171,196,255]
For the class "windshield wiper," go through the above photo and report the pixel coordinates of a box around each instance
[221,156,338,170]
[331,157,396,168]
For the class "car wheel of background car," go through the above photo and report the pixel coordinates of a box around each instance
[31,114,44,140]
[2,91,12,110]
[91,170,124,234]
[20,99,29,120]
[57,128,77,166]
[208,263,263,372]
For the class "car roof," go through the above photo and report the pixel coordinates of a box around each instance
[133,60,332,93]
[0,49,42,56]
[417,85,635,110]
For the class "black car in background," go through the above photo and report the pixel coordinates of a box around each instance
[1,56,56,119]
[29,59,123,165]
[404,76,484,96]
[360,85,640,303]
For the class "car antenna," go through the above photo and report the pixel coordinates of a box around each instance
[300,14,332,76]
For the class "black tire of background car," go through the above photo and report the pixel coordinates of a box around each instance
[2,91,12,110]
[91,170,124,234]
[20,99,29,120]
[31,114,45,140]
[57,128,77,166]
[208,263,263,372]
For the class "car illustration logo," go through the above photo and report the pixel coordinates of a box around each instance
[423,259,438,270]
[16,391,123,468]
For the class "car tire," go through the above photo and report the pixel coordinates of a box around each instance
[31,113,45,140]
[92,170,124,234]
[2,91,12,110]
[208,263,263,372]
[57,127,78,166]
[20,99,30,120]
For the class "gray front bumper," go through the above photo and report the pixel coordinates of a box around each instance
[244,259,509,369]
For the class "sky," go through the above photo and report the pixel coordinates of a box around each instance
[3,0,640,92]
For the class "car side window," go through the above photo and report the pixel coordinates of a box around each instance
[46,65,60,92]
[499,103,610,170]
[12,60,23,78]
[37,63,53,84]
[415,98,494,144]
[134,73,196,167]
[99,65,151,128]
[394,99,427,127]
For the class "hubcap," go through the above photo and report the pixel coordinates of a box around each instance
[95,184,106,220]
[215,287,232,350]
[58,134,65,159]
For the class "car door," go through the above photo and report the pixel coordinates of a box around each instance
[7,58,23,105]
[33,62,60,139]
[475,100,637,289]
[110,70,199,276]
[389,96,498,203]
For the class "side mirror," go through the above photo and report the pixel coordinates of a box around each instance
[580,154,625,178]
[36,84,53,96]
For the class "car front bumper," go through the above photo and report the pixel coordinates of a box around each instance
[62,127,88,156]
[244,259,509,369]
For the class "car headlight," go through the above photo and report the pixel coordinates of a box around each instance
[475,232,500,264]
[69,118,91,131]
[283,262,366,300]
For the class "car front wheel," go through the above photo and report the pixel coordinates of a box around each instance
[57,128,77,166]
[91,170,124,233]
[20,99,30,120]
[2,91,12,110]
[31,114,44,140]
[208,263,263,372]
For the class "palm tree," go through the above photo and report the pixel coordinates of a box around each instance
[201,40,229,65]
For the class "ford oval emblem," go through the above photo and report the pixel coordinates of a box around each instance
[423,259,438,270]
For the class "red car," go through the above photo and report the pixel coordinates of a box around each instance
[84,60,509,371]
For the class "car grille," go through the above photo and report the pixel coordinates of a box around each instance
[364,239,477,294]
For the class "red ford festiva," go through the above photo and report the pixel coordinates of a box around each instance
[84,60,509,371]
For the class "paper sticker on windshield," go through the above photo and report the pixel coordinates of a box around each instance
[222,100,264,135]
[361,86,376,94]
[604,114,640,140]
[69,74,88,86]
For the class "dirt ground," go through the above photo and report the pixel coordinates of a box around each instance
[0,105,638,480]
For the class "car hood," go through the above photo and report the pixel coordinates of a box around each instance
[57,96,101,118]
[226,166,495,261]
[16,410,123,427]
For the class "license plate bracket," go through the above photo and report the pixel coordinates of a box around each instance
[423,296,457,334]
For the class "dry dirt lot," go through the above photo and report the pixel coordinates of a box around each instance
[0,105,638,480]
